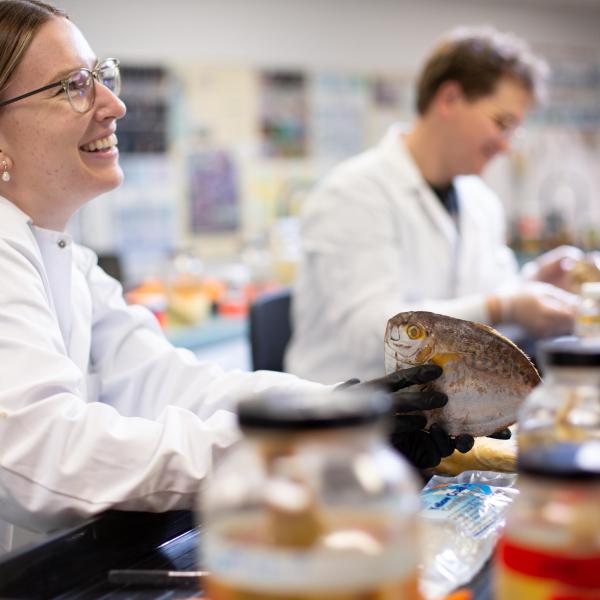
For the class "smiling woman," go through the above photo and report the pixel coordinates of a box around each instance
[0,0,452,557]
[0,0,491,559]
[0,0,323,551]
[0,6,126,230]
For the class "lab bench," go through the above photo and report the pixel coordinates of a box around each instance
[165,316,247,351]
[166,316,251,371]
[0,510,494,599]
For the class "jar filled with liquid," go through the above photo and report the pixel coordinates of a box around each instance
[201,389,422,600]
[518,337,600,452]
[496,442,600,599]
[575,282,600,339]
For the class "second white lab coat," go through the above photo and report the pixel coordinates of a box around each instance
[0,196,325,553]
[285,125,520,384]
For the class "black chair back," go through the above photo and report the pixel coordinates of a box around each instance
[249,288,292,371]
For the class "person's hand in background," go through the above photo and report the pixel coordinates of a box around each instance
[486,281,577,337]
[338,365,474,469]
[521,245,584,292]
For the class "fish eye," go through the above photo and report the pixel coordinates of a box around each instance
[406,325,422,339]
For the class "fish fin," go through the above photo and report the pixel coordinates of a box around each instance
[472,322,540,376]
[472,321,524,352]
[431,352,460,368]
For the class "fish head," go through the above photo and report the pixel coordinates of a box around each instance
[384,311,436,373]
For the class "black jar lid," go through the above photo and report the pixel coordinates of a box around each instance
[518,442,600,480]
[237,389,391,432]
[537,336,600,368]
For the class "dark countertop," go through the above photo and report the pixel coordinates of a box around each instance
[0,510,493,599]
[0,511,200,599]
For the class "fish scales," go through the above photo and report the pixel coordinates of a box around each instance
[384,311,541,437]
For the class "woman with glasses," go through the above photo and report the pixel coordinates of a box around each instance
[0,0,465,552]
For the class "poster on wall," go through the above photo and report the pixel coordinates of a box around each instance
[533,45,600,129]
[188,150,240,233]
[310,72,369,160]
[118,65,170,153]
[244,167,317,232]
[260,71,307,158]
[367,74,415,145]
[115,156,177,285]
[175,65,258,147]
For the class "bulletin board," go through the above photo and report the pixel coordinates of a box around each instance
[74,47,600,285]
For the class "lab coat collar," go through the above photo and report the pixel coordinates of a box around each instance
[377,124,460,246]
[378,123,425,192]
[0,194,74,251]
[31,227,74,350]
[0,195,43,264]
[0,195,33,227]
[0,195,73,351]
[31,225,73,247]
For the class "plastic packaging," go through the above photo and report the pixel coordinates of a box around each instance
[419,470,519,599]
[201,389,422,599]
[575,281,600,339]
[496,441,600,599]
[518,337,600,452]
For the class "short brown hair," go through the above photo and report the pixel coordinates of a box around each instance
[416,26,549,115]
[0,0,67,98]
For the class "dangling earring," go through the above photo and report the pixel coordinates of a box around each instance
[1,161,10,183]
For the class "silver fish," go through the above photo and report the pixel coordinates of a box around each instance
[384,311,541,436]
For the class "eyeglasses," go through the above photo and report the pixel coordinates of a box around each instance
[0,58,121,114]
[488,113,522,139]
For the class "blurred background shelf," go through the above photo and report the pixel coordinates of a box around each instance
[165,317,251,370]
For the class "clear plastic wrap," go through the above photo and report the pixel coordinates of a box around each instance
[419,470,519,599]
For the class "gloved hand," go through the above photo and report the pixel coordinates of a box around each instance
[488,428,512,440]
[390,425,475,470]
[491,281,577,338]
[338,365,475,469]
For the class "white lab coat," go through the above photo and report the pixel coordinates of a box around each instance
[285,125,520,384]
[0,196,325,553]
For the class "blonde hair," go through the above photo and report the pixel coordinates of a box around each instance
[0,0,67,98]
[416,25,549,115]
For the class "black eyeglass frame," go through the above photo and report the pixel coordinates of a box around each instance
[0,58,120,112]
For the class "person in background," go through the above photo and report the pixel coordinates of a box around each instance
[286,26,579,384]
[0,0,474,553]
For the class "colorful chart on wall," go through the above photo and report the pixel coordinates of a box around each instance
[174,65,258,147]
[310,72,369,159]
[260,71,308,158]
[188,150,240,233]
[118,65,170,153]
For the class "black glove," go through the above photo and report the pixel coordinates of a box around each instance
[488,428,512,440]
[338,365,475,469]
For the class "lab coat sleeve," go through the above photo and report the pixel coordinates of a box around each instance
[0,240,324,534]
[85,254,323,420]
[298,176,507,373]
[298,177,417,370]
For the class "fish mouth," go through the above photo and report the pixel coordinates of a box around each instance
[390,342,411,350]
[384,341,421,360]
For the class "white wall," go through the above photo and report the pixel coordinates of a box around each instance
[57,0,600,279]
[57,0,600,71]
